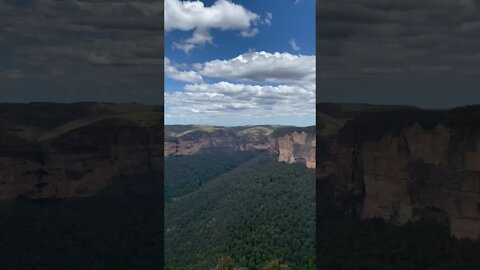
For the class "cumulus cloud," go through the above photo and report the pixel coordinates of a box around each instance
[289,39,300,51]
[165,0,261,52]
[196,51,315,84]
[165,57,203,83]
[165,81,315,119]
[165,50,316,122]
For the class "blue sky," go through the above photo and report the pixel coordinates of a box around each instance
[164,0,315,126]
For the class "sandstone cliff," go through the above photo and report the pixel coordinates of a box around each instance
[0,123,163,200]
[0,103,163,200]
[317,105,480,240]
[165,126,316,169]
[0,103,315,200]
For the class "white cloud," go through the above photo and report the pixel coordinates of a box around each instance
[165,57,203,83]
[165,81,315,120]
[165,50,316,124]
[240,28,260,37]
[294,0,303,4]
[165,0,260,52]
[196,51,315,84]
[263,12,273,26]
[289,39,300,51]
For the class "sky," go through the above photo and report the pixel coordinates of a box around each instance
[317,0,480,109]
[164,0,316,126]
[0,0,163,104]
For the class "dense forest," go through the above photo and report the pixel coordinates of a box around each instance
[165,152,315,270]
[165,151,260,202]
[0,174,163,270]
[316,216,480,270]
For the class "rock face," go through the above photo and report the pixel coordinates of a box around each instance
[165,126,316,169]
[0,120,315,200]
[318,107,480,240]
[272,132,316,169]
[0,124,163,200]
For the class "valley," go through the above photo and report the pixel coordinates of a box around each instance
[164,125,316,270]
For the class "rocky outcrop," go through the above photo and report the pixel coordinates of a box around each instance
[0,122,315,200]
[271,132,316,169]
[318,111,480,240]
[164,126,316,169]
[0,124,163,200]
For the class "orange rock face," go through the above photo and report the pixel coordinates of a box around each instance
[164,129,316,169]
[0,125,163,200]
[320,122,480,240]
[0,125,315,200]
[275,132,316,169]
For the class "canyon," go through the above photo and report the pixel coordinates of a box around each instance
[165,125,316,169]
[0,103,315,200]
[317,104,480,240]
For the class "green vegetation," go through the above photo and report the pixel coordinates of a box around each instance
[165,153,315,270]
[317,112,345,137]
[317,216,480,270]
[210,256,248,270]
[337,105,480,145]
[270,126,315,138]
[261,259,290,270]
[209,256,293,270]
[165,125,310,142]
[237,126,274,137]
[317,173,480,270]
[0,175,163,270]
[165,151,260,202]
[165,125,233,140]
[0,102,162,143]
[317,103,419,119]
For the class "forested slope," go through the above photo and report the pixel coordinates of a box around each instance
[165,153,315,270]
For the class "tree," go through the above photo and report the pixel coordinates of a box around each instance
[211,256,248,270]
[211,256,235,270]
[262,259,289,270]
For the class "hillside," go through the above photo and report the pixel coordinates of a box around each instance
[165,125,287,141]
[165,151,260,202]
[0,102,162,143]
[165,152,315,270]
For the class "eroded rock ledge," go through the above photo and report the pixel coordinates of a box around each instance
[164,126,316,169]
[318,106,480,240]
[0,124,163,200]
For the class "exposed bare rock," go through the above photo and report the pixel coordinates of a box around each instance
[274,132,316,169]
[0,124,163,200]
[164,126,316,169]
[318,105,480,240]
[357,124,480,240]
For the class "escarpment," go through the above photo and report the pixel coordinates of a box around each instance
[271,130,316,169]
[0,124,163,200]
[164,126,316,169]
[317,105,480,240]
[0,103,163,200]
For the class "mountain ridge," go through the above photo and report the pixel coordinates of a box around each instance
[165,125,316,169]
